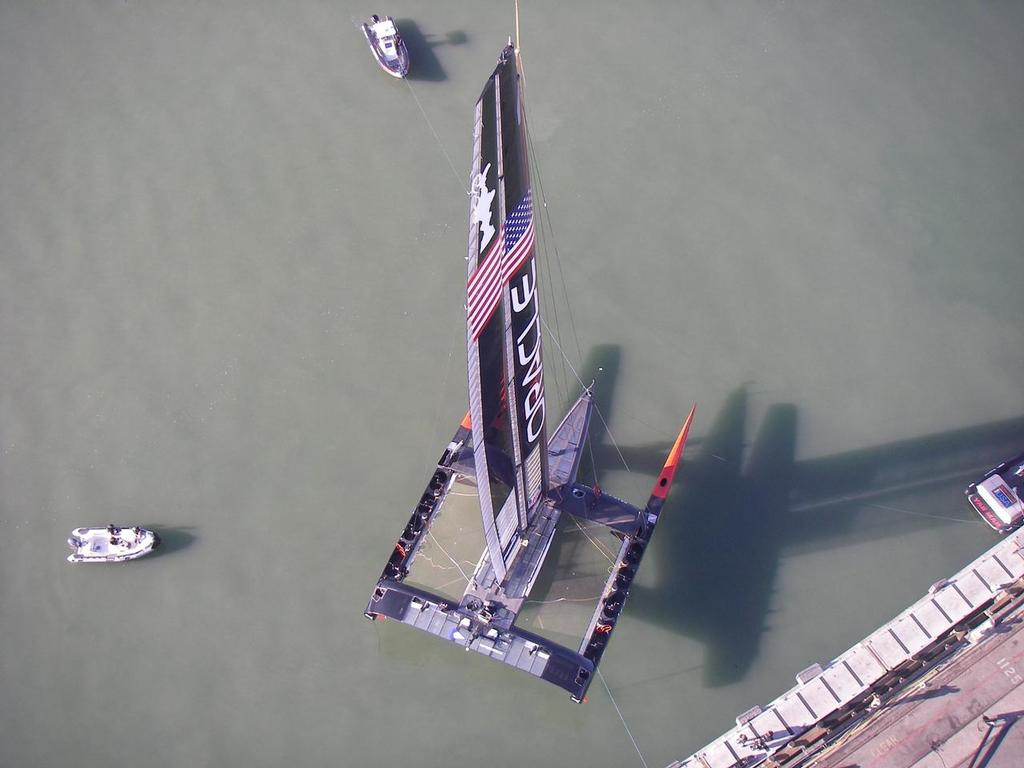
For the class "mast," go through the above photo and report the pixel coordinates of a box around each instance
[515,0,522,59]
[465,46,548,583]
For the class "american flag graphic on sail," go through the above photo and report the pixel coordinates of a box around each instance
[467,190,535,341]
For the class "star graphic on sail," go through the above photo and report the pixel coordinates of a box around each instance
[469,162,497,252]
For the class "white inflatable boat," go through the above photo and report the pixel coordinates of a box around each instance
[67,525,161,563]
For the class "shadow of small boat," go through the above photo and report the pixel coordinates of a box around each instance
[396,20,468,82]
[146,526,197,558]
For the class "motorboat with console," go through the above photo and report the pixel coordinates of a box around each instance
[360,15,409,78]
[67,524,161,563]
[965,451,1024,532]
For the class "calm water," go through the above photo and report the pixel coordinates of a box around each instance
[2,2,1023,767]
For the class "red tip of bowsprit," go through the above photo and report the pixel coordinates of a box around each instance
[650,403,697,500]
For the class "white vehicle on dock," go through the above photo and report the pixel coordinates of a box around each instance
[67,525,161,563]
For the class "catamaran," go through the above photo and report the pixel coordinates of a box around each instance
[364,40,695,702]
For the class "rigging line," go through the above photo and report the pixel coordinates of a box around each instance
[519,74,585,369]
[539,315,587,399]
[541,315,631,473]
[527,133,583,389]
[530,175,564,402]
[427,531,471,583]
[403,78,468,195]
[520,83,608,484]
[519,87,615,485]
[585,411,599,486]
[520,46,606,492]
[518,56,585,404]
[521,103,570,406]
[591,401,631,473]
[565,518,622,534]
[597,668,650,768]
[534,188,569,406]
[567,515,617,565]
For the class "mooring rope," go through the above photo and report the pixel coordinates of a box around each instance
[598,669,650,768]
[867,503,984,525]
[404,78,468,195]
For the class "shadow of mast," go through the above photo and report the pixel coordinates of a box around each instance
[589,382,1024,687]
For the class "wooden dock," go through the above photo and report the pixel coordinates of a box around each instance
[668,528,1024,768]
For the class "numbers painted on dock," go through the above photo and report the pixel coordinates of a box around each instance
[870,735,900,760]
[995,657,1023,685]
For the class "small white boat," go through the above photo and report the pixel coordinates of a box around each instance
[966,451,1024,533]
[360,15,410,78]
[966,450,1024,536]
[67,525,161,563]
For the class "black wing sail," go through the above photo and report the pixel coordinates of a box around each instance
[465,46,547,583]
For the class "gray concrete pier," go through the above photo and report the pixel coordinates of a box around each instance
[806,606,1024,768]
[669,529,1024,768]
